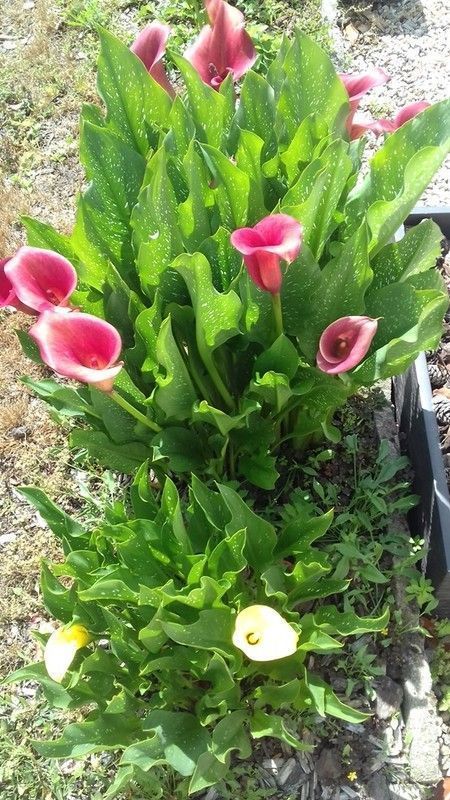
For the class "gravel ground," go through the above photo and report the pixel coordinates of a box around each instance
[332,0,450,205]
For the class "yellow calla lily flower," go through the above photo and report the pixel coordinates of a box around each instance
[232,605,298,661]
[44,623,91,683]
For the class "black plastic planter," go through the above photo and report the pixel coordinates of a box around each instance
[393,208,450,616]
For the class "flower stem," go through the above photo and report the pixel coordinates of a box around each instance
[271,292,283,339]
[110,390,161,433]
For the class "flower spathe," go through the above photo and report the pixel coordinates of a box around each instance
[185,0,256,89]
[44,624,91,683]
[316,316,378,375]
[0,257,28,312]
[131,21,175,97]
[30,311,123,392]
[4,247,77,314]
[339,68,390,140]
[352,100,431,138]
[230,214,303,294]
[233,605,299,661]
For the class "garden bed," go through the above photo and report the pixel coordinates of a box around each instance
[393,213,450,615]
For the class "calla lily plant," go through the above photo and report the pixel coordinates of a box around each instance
[2,0,449,488]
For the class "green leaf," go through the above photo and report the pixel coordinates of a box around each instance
[280,114,328,184]
[250,710,310,750]
[162,608,236,659]
[305,673,369,722]
[369,218,443,293]
[207,529,247,582]
[276,30,348,143]
[153,315,198,421]
[218,484,276,568]
[35,708,143,757]
[189,753,229,794]
[131,148,184,299]
[151,427,205,472]
[309,605,390,635]
[172,54,231,148]
[178,139,213,250]
[41,562,77,622]
[22,217,77,268]
[17,486,87,553]
[97,28,171,155]
[347,99,450,252]
[199,226,242,291]
[2,662,76,709]
[239,451,280,490]
[21,376,98,421]
[212,711,251,763]
[282,139,352,259]
[254,334,299,380]
[354,281,447,381]
[200,143,250,230]
[235,129,267,223]
[73,122,145,286]
[70,430,152,472]
[120,711,211,778]
[232,70,277,159]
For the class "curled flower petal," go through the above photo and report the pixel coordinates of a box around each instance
[232,605,298,661]
[350,101,431,139]
[0,257,20,309]
[231,214,302,294]
[30,311,123,392]
[185,0,256,89]
[316,316,378,374]
[44,624,91,683]
[5,247,77,314]
[131,21,175,97]
[339,69,390,138]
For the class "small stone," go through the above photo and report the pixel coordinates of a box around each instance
[344,22,359,43]
[23,0,35,8]
[8,425,29,440]
[0,532,16,546]
[375,677,403,720]
[316,748,341,785]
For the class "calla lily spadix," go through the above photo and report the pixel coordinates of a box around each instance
[30,311,123,392]
[316,315,378,375]
[131,21,175,97]
[44,624,91,683]
[185,0,256,89]
[4,247,77,314]
[233,605,299,661]
[230,214,303,295]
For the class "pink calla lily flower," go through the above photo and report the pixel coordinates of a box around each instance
[30,311,123,392]
[231,214,303,295]
[339,69,390,140]
[316,316,378,375]
[131,21,175,97]
[351,100,431,138]
[185,0,256,89]
[5,247,77,314]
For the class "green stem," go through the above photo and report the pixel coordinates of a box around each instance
[110,390,161,433]
[271,292,283,339]
[199,344,234,411]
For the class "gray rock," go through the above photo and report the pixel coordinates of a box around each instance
[315,748,341,785]
[375,677,403,720]
[365,773,391,800]
[402,648,442,784]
